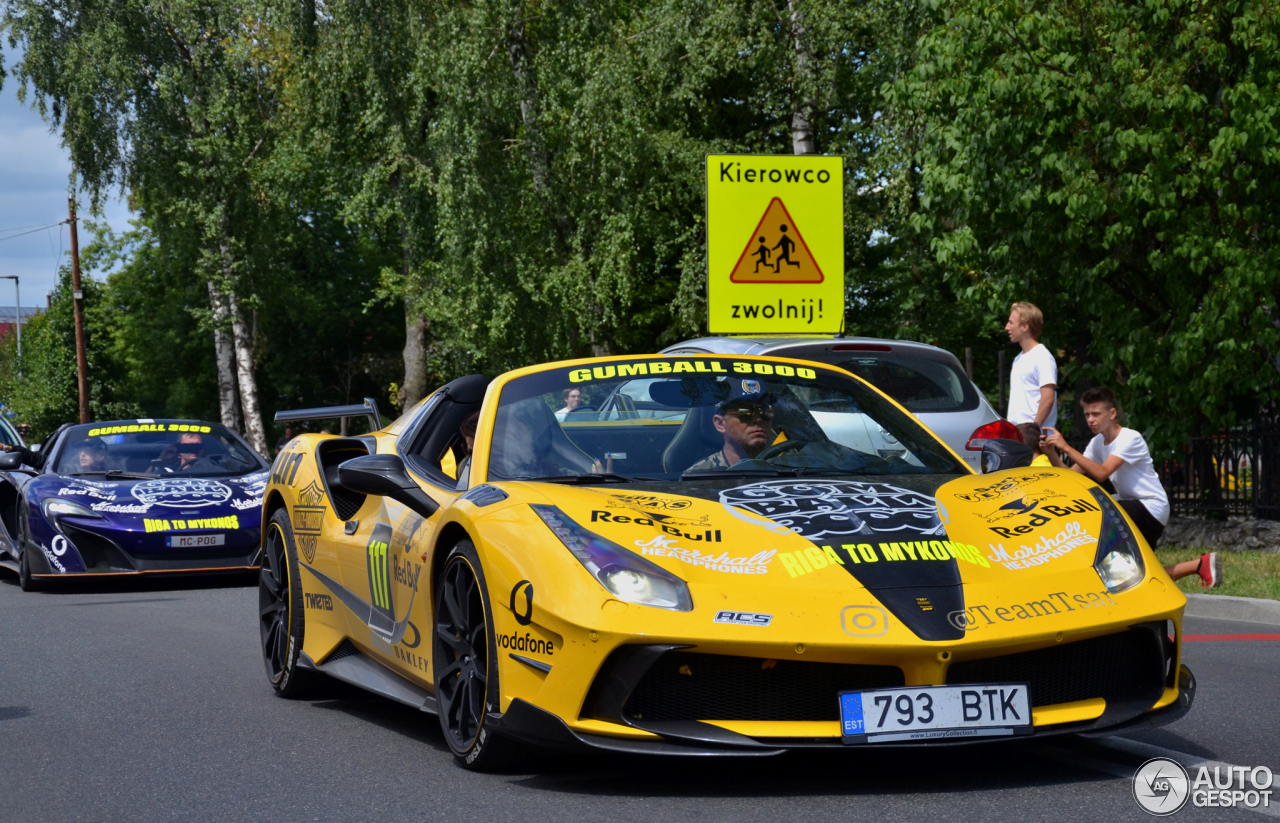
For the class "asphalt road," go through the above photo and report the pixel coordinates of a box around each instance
[2,573,1277,823]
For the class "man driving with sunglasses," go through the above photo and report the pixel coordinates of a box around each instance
[686,379,777,473]
[155,432,218,474]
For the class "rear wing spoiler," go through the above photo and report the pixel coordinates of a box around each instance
[274,397,382,433]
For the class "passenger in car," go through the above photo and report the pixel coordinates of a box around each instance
[685,380,776,472]
[453,411,481,485]
[555,388,584,419]
[74,438,109,473]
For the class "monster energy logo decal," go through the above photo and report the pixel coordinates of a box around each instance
[366,521,395,618]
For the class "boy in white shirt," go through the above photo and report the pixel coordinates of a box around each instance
[1043,387,1221,588]
[1005,302,1058,428]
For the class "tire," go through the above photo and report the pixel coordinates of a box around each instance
[18,544,42,592]
[259,508,319,698]
[433,539,522,770]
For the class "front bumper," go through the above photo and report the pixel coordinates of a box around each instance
[27,523,262,577]
[491,623,1194,755]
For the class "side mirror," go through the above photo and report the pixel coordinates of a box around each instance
[0,450,22,470]
[981,438,1034,473]
[336,453,440,518]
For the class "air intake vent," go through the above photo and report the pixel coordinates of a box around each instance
[323,640,362,663]
[60,525,136,571]
[947,628,1164,707]
[622,651,904,722]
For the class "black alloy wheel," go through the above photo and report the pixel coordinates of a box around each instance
[433,540,520,770]
[17,509,41,592]
[259,508,316,698]
[18,545,41,592]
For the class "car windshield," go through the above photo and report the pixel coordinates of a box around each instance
[486,358,968,482]
[54,422,265,477]
[833,354,979,413]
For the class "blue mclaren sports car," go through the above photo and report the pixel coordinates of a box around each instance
[0,419,268,590]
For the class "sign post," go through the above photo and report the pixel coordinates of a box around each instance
[705,154,844,334]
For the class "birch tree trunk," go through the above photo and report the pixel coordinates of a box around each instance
[508,18,551,197]
[226,287,268,455]
[208,281,240,431]
[401,295,429,409]
[788,0,817,155]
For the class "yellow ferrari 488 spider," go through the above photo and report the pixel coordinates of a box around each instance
[257,354,1193,769]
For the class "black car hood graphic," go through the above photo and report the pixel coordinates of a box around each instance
[607,474,967,641]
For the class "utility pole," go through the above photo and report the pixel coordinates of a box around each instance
[68,198,89,424]
[0,275,17,377]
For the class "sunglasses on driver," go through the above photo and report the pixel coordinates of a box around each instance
[720,403,774,423]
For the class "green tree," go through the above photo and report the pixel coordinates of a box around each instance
[897,0,1280,446]
[280,0,904,391]
[0,267,140,440]
[2,0,295,452]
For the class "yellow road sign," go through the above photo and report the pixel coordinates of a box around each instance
[706,154,844,334]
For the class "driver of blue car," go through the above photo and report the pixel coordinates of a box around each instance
[686,379,776,473]
[155,432,218,473]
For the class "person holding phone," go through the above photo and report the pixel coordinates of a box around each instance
[1016,422,1052,467]
[1042,386,1221,588]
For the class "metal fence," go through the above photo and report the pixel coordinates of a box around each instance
[1156,425,1280,520]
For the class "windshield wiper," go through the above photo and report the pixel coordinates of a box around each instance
[681,467,803,480]
[103,470,156,480]
[520,473,655,485]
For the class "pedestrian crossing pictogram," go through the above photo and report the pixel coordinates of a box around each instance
[729,198,824,284]
[705,153,843,332]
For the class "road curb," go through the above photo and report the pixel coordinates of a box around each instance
[1184,593,1280,626]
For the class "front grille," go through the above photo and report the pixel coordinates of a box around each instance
[622,652,904,722]
[947,628,1163,707]
[61,525,136,571]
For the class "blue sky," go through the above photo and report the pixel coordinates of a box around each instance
[0,47,133,313]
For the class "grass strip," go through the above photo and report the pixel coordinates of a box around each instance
[1155,547,1280,601]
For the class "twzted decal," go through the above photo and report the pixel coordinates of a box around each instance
[300,516,422,647]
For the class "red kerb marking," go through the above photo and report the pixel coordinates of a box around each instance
[1182,633,1280,642]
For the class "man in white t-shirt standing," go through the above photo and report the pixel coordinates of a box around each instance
[1004,302,1057,429]
[1043,386,1221,588]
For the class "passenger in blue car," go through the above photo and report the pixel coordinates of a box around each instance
[75,438,108,473]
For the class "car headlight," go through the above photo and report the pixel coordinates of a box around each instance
[531,504,693,611]
[42,498,104,523]
[1089,488,1145,593]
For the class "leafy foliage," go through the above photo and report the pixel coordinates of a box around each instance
[897,0,1280,445]
[2,0,1278,456]
[0,266,141,439]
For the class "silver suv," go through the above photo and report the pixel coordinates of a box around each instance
[661,336,1002,472]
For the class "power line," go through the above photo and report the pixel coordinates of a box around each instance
[0,222,68,243]
[0,221,64,234]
